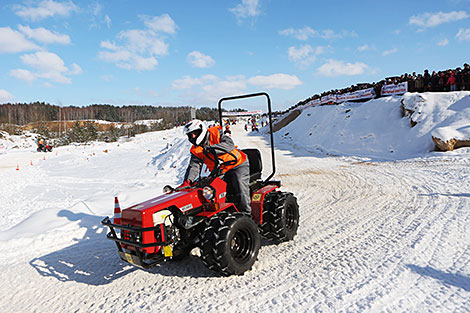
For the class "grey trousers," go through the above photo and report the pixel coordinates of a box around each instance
[223,159,251,214]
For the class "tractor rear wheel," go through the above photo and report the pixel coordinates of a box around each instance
[260,191,300,242]
[200,211,260,276]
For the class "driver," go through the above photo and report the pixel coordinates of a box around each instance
[180,119,251,214]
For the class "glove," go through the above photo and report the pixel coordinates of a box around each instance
[176,180,191,189]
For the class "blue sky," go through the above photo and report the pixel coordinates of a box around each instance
[1,0,470,111]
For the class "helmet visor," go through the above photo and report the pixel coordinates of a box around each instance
[187,129,202,145]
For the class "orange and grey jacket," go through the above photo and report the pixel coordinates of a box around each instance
[184,126,246,182]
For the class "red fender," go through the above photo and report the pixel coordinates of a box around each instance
[250,185,279,224]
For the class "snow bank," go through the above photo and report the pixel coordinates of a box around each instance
[274,91,470,160]
[0,130,38,152]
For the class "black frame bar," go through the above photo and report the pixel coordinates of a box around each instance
[101,216,170,249]
[217,92,276,182]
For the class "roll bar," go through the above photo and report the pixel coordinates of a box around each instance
[217,92,276,182]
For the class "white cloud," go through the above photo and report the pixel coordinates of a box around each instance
[91,2,102,16]
[172,73,302,105]
[88,3,111,30]
[357,44,373,52]
[317,59,371,77]
[143,14,178,34]
[21,51,70,83]
[247,73,302,90]
[0,27,39,53]
[171,73,302,104]
[456,28,470,40]
[173,73,301,93]
[98,48,132,62]
[125,55,158,71]
[288,44,326,68]
[201,80,247,96]
[11,51,81,84]
[279,26,316,41]
[320,29,357,40]
[18,25,70,44]
[382,48,398,56]
[229,0,261,21]
[117,29,169,55]
[10,68,36,82]
[437,38,449,46]
[0,89,14,102]
[104,15,111,28]
[69,63,82,75]
[187,51,215,68]
[14,0,79,21]
[409,11,469,28]
[22,51,68,73]
[172,75,218,90]
[280,27,357,40]
[99,14,176,71]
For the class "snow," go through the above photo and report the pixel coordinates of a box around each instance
[0,130,38,152]
[272,92,470,160]
[0,92,469,312]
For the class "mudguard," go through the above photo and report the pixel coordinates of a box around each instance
[250,184,279,224]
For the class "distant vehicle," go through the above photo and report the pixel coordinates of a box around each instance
[37,143,53,152]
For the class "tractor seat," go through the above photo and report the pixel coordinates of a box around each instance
[241,148,262,183]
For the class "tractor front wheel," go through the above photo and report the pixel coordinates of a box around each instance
[200,211,260,276]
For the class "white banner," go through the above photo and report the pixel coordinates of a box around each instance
[222,110,262,116]
[310,99,320,106]
[299,98,320,110]
[357,88,376,100]
[336,88,375,103]
[381,82,408,96]
[321,94,337,104]
[300,87,376,109]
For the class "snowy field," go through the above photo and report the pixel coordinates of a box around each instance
[0,92,469,312]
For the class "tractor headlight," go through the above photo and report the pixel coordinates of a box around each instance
[202,186,215,201]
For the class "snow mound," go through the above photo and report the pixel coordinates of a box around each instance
[276,91,470,160]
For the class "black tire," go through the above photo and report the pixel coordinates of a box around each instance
[260,191,300,242]
[200,211,260,276]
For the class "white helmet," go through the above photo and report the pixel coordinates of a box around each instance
[183,119,207,146]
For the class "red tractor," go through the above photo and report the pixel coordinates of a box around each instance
[101,92,299,276]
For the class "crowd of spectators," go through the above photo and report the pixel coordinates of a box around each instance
[377,62,469,94]
[287,62,470,114]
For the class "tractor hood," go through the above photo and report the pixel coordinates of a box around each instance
[122,189,203,228]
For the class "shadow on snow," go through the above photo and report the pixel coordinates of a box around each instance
[418,193,470,198]
[407,264,470,291]
[29,210,221,286]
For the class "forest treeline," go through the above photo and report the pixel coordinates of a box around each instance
[0,102,219,126]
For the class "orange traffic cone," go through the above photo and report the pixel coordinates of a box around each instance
[30,160,33,166]
[43,156,46,160]
[16,164,19,171]
[113,196,121,226]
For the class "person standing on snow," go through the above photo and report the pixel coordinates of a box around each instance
[179,119,251,214]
